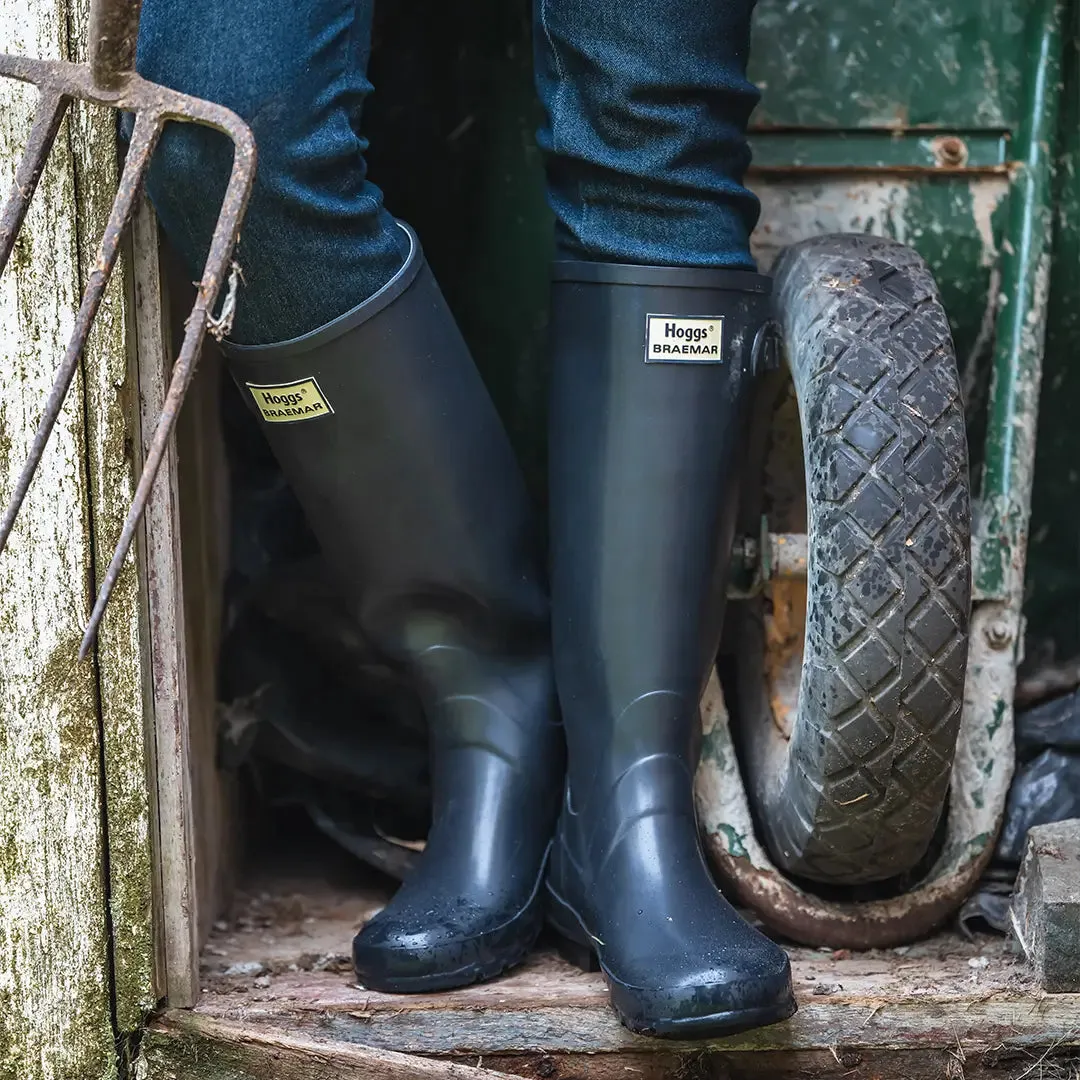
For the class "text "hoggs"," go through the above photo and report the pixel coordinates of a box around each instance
[664,322,713,343]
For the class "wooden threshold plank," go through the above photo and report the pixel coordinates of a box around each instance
[175,880,1080,1061]
[142,1014,515,1079]
[179,946,1080,1056]
[147,883,1080,1079]
[144,1013,1080,1080]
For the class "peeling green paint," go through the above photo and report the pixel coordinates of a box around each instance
[750,0,1028,130]
[988,698,1007,738]
[1023,8,1080,664]
[973,2,1063,601]
[716,823,750,860]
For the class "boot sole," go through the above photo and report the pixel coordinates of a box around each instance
[546,882,797,1039]
[353,944,533,994]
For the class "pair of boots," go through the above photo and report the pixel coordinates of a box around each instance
[226,221,795,1038]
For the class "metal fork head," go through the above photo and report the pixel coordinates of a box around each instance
[0,0,256,659]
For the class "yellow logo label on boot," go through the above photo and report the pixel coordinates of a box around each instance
[247,378,334,423]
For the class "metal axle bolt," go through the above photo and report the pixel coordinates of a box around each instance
[985,620,1013,650]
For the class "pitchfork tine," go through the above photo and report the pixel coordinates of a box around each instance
[0,110,160,557]
[0,90,69,273]
[79,125,256,660]
[0,0,256,658]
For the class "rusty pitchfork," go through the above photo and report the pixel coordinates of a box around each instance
[0,0,256,660]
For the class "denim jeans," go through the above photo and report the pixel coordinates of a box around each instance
[136,0,760,346]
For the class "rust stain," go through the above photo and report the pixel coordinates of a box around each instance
[712,840,998,950]
[764,577,807,739]
[930,134,969,168]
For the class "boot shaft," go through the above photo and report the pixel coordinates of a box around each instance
[226,222,550,661]
[548,261,775,808]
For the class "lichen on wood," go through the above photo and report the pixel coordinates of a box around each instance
[0,5,116,1078]
[0,0,158,1075]
[65,0,158,1033]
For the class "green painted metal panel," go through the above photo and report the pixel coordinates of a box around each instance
[1024,14,1080,670]
[749,131,1008,171]
[750,0,1029,131]
[973,0,1064,601]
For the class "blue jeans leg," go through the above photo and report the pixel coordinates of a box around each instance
[135,0,405,345]
[534,0,761,269]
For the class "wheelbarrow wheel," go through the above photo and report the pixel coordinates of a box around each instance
[731,234,971,885]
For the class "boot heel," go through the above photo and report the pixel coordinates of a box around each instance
[554,932,601,972]
[545,887,601,972]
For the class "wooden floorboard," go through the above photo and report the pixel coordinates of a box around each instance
[157,875,1080,1070]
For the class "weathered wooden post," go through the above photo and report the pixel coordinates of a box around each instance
[0,1,160,1075]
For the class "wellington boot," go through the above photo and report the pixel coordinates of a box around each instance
[227,223,563,992]
[545,261,795,1037]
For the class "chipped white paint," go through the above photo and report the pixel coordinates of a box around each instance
[970,177,1008,267]
[751,177,911,270]
[751,174,1007,273]
[0,4,115,1079]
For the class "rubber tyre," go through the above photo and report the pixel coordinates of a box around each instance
[732,234,972,885]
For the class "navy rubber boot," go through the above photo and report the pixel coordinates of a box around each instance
[545,260,796,1037]
[226,223,564,992]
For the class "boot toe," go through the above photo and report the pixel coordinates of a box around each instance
[605,940,796,1039]
[353,891,544,993]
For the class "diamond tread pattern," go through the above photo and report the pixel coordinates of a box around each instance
[764,235,971,884]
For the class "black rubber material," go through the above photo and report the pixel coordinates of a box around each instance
[546,263,796,1039]
[226,222,564,992]
[735,234,971,885]
[546,880,796,1039]
[353,848,551,993]
[553,259,773,292]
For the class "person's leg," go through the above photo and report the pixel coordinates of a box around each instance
[136,0,404,344]
[137,0,563,990]
[536,0,796,1038]
[534,0,761,269]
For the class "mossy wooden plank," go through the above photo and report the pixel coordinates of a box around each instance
[140,1015,1080,1080]
[130,212,201,1008]
[64,0,159,1034]
[0,3,116,1078]
[142,1016,511,1080]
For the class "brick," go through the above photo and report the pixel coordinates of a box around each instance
[1010,819,1080,992]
